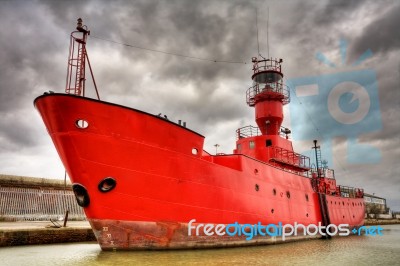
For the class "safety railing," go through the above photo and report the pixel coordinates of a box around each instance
[268,146,310,170]
[246,82,290,106]
[338,186,364,199]
[236,125,261,139]
[252,58,282,73]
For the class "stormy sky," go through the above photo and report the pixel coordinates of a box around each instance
[0,0,399,210]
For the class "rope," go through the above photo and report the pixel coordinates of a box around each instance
[91,35,248,64]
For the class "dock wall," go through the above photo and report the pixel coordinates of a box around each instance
[0,225,95,247]
[0,174,85,221]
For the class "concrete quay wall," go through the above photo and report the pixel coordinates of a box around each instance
[0,221,96,247]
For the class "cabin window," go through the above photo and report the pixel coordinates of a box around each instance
[249,141,255,149]
[266,139,272,147]
[237,144,242,150]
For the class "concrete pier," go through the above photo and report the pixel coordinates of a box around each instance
[0,221,95,247]
[0,174,94,246]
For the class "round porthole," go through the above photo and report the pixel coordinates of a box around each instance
[255,184,259,191]
[72,184,90,207]
[192,148,198,155]
[305,194,309,202]
[273,188,276,196]
[271,209,274,214]
[286,191,291,199]
[98,177,117,193]
[75,119,89,129]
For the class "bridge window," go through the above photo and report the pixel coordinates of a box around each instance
[237,144,242,150]
[249,141,255,149]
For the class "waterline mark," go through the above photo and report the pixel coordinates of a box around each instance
[188,219,383,241]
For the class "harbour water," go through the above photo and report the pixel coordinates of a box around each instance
[1,224,399,266]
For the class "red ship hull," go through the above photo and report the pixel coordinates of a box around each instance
[34,94,365,250]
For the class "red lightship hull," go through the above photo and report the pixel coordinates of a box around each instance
[34,94,365,250]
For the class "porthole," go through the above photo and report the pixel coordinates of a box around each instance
[192,148,198,155]
[342,201,345,206]
[273,188,276,195]
[98,177,117,193]
[72,184,90,207]
[255,184,259,191]
[271,209,274,214]
[254,169,259,174]
[306,213,309,217]
[286,191,290,199]
[75,119,89,129]
[305,194,309,202]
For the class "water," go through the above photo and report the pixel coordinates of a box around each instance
[1,224,399,266]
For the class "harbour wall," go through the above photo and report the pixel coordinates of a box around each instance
[0,222,95,247]
[0,174,85,221]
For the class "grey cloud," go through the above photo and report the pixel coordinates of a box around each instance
[350,3,400,60]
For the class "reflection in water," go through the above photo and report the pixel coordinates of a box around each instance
[1,225,399,266]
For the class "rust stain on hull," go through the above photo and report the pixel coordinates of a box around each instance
[89,219,320,251]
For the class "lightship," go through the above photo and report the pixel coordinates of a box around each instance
[34,19,365,250]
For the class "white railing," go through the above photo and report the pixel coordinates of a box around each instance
[0,187,85,221]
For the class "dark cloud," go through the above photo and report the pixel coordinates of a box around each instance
[350,2,400,59]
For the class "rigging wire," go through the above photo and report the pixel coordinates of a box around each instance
[290,90,349,175]
[90,35,248,65]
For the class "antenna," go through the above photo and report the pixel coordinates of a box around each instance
[267,6,270,58]
[256,8,260,57]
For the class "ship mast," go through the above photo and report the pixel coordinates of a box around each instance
[65,18,100,99]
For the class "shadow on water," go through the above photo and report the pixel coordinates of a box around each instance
[1,225,399,266]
